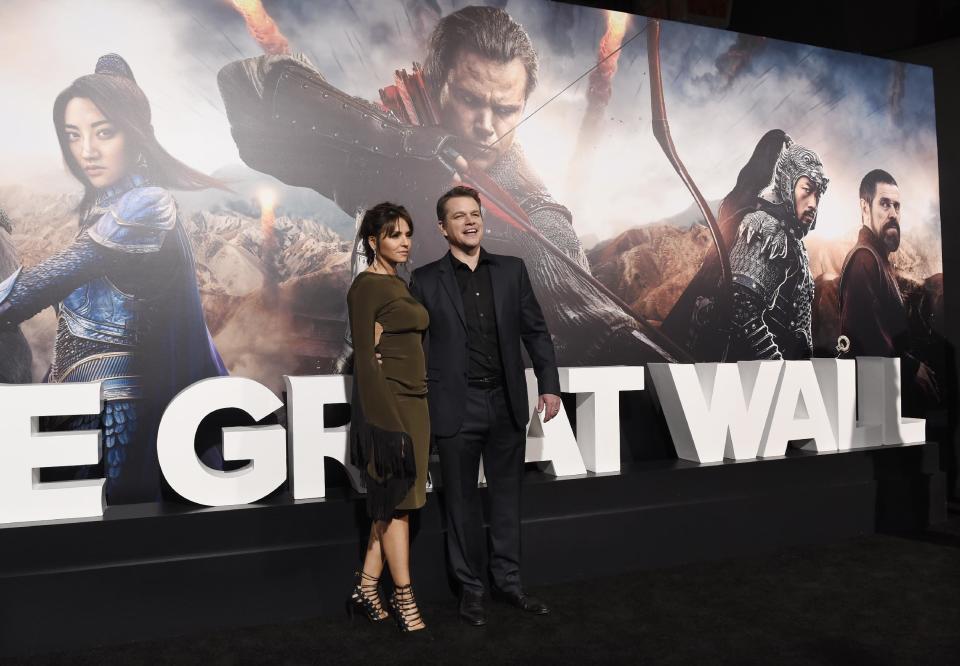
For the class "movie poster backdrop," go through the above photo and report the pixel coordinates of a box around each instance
[0,0,942,504]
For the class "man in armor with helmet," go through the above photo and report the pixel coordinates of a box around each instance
[664,132,828,362]
[727,140,829,360]
[217,5,685,367]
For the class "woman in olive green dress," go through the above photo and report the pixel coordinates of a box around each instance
[347,202,430,633]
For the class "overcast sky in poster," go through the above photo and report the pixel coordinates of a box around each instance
[0,0,940,267]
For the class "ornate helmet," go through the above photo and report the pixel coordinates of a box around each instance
[760,137,829,231]
[95,53,137,81]
[773,143,829,203]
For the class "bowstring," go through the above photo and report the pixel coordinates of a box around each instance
[488,20,650,148]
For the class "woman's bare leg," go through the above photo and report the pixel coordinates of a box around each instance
[380,514,426,630]
[362,522,386,579]
[357,522,388,619]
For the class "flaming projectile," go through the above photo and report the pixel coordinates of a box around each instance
[229,0,291,55]
[258,188,280,300]
[565,11,631,214]
[588,11,629,111]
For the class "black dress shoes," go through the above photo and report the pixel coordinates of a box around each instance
[459,591,487,626]
[492,588,551,615]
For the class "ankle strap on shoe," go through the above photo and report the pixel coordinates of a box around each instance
[357,570,380,584]
[391,584,423,628]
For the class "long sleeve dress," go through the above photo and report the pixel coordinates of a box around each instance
[347,272,430,519]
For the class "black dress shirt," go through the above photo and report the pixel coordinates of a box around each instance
[450,250,504,380]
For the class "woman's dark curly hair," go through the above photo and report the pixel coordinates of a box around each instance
[358,202,414,264]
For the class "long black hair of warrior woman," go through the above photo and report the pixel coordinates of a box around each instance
[52,53,225,220]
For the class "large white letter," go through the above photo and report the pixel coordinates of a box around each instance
[760,361,836,457]
[284,375,364,499]
[559,366,644,474]
[0,382,104,524]
[648,361,783,462]
[157,377,286,506]
[812,358,881,450]
[855,357,925,445]
[524,368,586,476]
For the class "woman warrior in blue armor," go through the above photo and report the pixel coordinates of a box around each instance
[0,54,227,504]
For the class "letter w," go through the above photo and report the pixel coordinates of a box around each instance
[648,361,784,463]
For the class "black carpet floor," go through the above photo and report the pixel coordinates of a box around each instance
[6,508,959,666]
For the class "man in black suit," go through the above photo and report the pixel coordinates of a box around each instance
[410,185,561,626]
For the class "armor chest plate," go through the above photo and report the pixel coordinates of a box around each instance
[60,276,144,346]
[767,244,814,357]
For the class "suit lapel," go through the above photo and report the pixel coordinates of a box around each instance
[438,254,467,330]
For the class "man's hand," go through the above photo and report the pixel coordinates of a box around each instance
[451,154,470,184]
[537,393,561,422]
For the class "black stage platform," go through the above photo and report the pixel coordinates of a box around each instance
[0,442,945,658]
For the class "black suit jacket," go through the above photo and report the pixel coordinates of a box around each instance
[410,251,560,438]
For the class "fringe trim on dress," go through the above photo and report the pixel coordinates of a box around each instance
[350,395,417,521]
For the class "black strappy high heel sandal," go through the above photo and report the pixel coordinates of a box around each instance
[347,570,390,623]
[389,583,429,634]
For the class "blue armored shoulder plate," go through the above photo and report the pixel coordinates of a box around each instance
[88,186,177,253]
